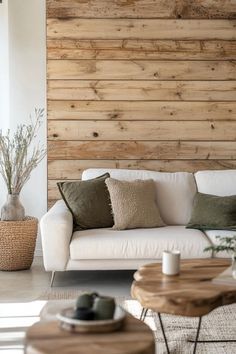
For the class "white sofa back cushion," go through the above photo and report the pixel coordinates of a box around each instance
[82,168,196,225]
[195,170,236,196]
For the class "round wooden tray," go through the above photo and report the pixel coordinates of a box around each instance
[25,315,155,354]
[57,305,126,333]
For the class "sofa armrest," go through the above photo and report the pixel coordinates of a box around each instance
[40,200,73,271]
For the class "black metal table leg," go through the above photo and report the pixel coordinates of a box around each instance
[188,314,236,345]
[140,308,148,321]
[140,307,145,320]
[193,316,202,354]
[155,311,235,353]
[158,312,170,354]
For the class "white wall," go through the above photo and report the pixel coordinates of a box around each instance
[0,0,9,129]
[0,0,9,132]
[0,0,9,208]
[0,0,47,255]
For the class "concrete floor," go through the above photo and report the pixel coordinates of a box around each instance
[0,257,135,302]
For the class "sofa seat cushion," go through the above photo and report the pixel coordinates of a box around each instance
[70,226,211,260]
[204,230,236,258]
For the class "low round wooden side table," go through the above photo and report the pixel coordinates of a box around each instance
[131,259,236,354]
[25,314,155,354]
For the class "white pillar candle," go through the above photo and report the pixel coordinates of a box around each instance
[162,250,180,275]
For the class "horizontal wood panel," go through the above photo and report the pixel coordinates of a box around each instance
[47,101,236,120]
[48,140,236,160]
[48,60,236,80]
[48,159,236,179]
[47,19,236,40]
[47,39,236,60]
[48,120,236,141]
[47,0,236,19]
[48,80,236,101]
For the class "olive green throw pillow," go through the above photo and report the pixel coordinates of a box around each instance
[186,192,236,230]
[57,173,113,230]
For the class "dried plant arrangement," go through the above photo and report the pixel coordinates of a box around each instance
[0,108,46,220]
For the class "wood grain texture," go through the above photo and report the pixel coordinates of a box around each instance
[25,315,155,354]
[47,39,236,60]
[47,0,236,19]
[48,101,236,121]
[48,60,236,80]
[48,80,236,101]
[48,141,236,160]
[47,0,236,205]
[47,19,236,40]
[131,259,235,317]
[48,120,236,141]
[48,159,236,180]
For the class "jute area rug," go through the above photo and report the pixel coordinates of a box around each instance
[39,289,236,354]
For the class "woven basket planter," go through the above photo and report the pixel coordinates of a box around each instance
[0,216,38,271]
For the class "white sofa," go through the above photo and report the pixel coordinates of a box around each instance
[41,169,236,275]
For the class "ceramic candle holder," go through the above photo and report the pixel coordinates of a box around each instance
[75,293,94,309]
[162,250,180,275]
[93,296,116,320]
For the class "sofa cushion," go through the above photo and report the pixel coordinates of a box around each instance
[82,168,196,225]
[105,178,165,230]
[195,170,236,196]
[187,192,236,230]
[57,173,113,230]
[204,230,236,258]
[70,226,211,260]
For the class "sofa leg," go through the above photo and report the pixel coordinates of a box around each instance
[50,271,56,287]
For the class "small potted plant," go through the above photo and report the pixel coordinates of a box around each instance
[204,236,236,279]
[0,108,46,270]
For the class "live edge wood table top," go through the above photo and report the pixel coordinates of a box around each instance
[25,314,155,354]
[131,259,236,318]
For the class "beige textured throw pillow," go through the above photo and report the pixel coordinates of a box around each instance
[105,178,165,230]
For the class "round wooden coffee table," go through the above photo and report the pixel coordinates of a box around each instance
[25,314,155,354]
[131,259,236,354]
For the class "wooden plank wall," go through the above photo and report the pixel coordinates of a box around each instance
[47,0,236,206]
